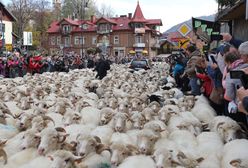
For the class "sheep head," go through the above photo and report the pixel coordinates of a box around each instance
[112,112,129,132]
[75,135,103,158]
[99,107,114,125]
[48,150,83,168]
[130,111,146,130]
[137,129,159,155]
[62,112,81,126]
[37,127,68,155]
[110,143,139,166]
[20,129,41,150]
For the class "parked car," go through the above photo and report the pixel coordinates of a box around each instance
[129,59,151,71]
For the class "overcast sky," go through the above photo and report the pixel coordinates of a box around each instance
[2,0,218,32]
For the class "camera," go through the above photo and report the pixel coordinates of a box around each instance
[230,70,248,89]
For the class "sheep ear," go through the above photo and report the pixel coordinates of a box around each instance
[230,159,241,167]
[151,155,156,161]
[217,122,225,131]
[202,122,209,131]
[126,144,139,155]
[177,151,186,159]
[0,149,7,164]
[47,155,54,161]
[0,140,7,146]
[196,157,204,163]
[55,127,66,133]
[73,156,84,164]
[93,136,101,143]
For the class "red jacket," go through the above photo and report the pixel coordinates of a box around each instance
[196,73,213,96]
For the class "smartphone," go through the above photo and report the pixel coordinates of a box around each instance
[230,70,248,89]
[210,55,218,64]
[241,74,248,89]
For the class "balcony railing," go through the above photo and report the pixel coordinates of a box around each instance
[97,29,113,34]
[133,43,145,48]
[61,30,71,35]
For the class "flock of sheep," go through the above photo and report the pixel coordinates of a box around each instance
[0,63,247,168]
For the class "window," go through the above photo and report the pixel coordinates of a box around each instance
[0,23,5,32]
[63,25,71,33]
[57,36,61,45]
[135,36,142,43]
[114,36,119,44]
[74,36,84,45]
[82,24,88,30]
[92,36,97,45]
[99,24,107,31]
[65,37,70,47]
[50,36,56,45]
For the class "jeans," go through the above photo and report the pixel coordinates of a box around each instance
[189,77,201,96]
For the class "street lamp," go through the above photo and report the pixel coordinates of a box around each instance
[80,0,89,57]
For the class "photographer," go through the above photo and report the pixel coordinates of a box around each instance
[224,42,248,125]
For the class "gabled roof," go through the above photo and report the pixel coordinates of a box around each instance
[47,21,60,33]
[0,2,17,22]
[57,18,79,26]
[96,17,117,25]
[131,1,147,23]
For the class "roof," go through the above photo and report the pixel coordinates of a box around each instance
[47,21,60,33]
[146,19,163,26]
[216,0,246,21]
[47,2,162,34]
[96,17,117,25]
[0,2,17,22]
[57,18,79,26]
[130,1,147,23]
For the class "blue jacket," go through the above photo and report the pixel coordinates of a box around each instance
[173,63,184,77]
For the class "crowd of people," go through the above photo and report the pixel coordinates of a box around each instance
[171,33,248,125]
[0,51,116,78]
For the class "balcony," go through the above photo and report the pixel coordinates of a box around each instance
[133,43,145,48]
[61,30,71,36]
[97,29,113,34]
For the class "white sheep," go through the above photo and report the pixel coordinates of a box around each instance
[117,155,156,168]
[221,139,248,168]
[209,116,243,143]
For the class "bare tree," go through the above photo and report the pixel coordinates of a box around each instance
[7,0,37,39]
[96,3,114,18]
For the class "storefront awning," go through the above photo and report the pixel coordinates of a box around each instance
[129,50,136,54]
[142,50,148,54]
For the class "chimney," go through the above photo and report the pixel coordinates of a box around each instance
[91,15,96,23]
[128,13,132,19]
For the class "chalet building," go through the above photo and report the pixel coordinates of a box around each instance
[0,2,17,51]
[47,2,162,57]
[216,0,248,41]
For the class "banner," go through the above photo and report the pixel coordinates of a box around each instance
[192,17,221,43]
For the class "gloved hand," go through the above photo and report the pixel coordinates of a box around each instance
[228,101,238,114]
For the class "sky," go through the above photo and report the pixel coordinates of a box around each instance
[2,0,218,32]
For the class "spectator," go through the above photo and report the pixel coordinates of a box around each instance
[222,33,244,49]
[223,49,248,125]
[0,57,6,77]
[184,45,203,95]
[195,57,213,97]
